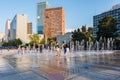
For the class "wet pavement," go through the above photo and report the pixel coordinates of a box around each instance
[0,50,120,80]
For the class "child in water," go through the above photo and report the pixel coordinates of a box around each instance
[56,46,61,56]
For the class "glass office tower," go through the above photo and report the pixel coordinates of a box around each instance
[37,2,50,34]
[93,4,120,38]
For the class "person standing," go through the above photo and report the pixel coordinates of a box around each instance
[66,44,70,56]
[63,44,66,55]
[39,45,43,53]
[21,47,25,55]
[56,46,61,56]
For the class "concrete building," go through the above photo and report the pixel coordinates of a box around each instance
[93,3,120,38]
[27,22,32,34]
[5,19,11,42]
[37,2,50,34]
[56,32,72,45]
[44,7,65,40]
[0,33,5,42]
[10,14,32,43]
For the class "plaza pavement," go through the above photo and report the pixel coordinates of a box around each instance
[0,49,120,80]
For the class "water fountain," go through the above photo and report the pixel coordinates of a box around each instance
[18,45,21,54]
[14,36,115,71]
[66,37,115,67]
[31,53,40,68]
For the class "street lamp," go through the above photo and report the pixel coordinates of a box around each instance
[37,16,40,19]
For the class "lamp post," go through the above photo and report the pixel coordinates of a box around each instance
[37,16,40,19]
[37,16,40,34]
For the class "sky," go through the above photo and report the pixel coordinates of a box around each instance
[0,0,120,33]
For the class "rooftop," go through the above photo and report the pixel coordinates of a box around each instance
[112,3,120,10]
[37,2,48,5]
[94,3,120,16]
[45,7,63,11]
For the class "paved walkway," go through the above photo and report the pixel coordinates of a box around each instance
[0,50,120,80]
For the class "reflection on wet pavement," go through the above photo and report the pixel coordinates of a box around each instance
[0,50,120,80]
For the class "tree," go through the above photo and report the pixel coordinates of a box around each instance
[85,27,93,41]
[81,25,86,33]
[72,28,86,42]
[72,26,94,42]
[13,38,22,47]
[88,27,93,34]
[29,34,40,45]
[47,38,56,46]
[2,38,22,47]
[40,38,45,44]
[85,32,90,39]
[115,38,120,49]
[97,16,117,40]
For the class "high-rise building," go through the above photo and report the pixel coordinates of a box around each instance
[37,2,50,34]
[93,3,120,38]
[5,19,11,42]
[27,22,32,34]
[10,14,32,43]
[0,33,5,42]
[44,7,65,39]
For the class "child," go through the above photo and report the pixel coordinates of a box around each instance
[63,44,66,55]
[56,46,61,56]
[66,45,70,56]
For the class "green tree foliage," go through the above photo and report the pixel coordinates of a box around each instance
[72,29,86,42]
[2,38,22,47]
[47,38,56,46]
[72,26,93,42]
[97,16,117,40]
[13,38,22,47]
[115,38,120,49]
[29,34,40,45]
[88,27,93,34]
[81,25,87,33]
[40,38,45,44]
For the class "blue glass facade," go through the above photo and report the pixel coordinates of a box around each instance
[38,25,43,34]
[10,15,16,40]
[93,5,120,38]
[37,2,50,34]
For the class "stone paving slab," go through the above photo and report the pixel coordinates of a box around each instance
[0,73,23,80]
[19,71,47,80]
[0,50,120,80]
